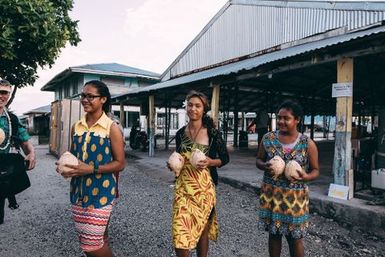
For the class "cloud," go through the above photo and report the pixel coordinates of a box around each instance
[123,0,227,72]
[12,0,227,115]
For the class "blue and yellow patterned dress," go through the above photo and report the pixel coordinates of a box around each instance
[258,131,310,239]
[70,112,117,208]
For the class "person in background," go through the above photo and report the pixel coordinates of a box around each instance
[168,90,229,257]
[0,79,36,225]
[247,108,270,147]
[58,80,125,257]
[256,100,319,257]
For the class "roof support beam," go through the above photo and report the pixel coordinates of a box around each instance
[210,83,221,127]
[148,95,155,157]
[235,44,385,82]
[119,102,125,127]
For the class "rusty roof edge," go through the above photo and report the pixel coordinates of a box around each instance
[232,0,385,11]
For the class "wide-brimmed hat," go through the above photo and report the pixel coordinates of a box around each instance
[0,80,12,93]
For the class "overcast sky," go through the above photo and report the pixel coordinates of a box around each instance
[10,0,228,115]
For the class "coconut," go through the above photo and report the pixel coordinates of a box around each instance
[268,155,285,179]
[190,149,206,169]
[0,128,5,145]
[284,160,304,181]
[168,151,184,177]
[57,151,78,173]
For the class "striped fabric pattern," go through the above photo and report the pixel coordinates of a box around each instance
[72,204,113,252]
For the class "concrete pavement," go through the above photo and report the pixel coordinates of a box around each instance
[127,141,385,239]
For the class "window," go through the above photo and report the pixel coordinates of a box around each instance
[170,113,178,130]
[64,85,70,98]
[72,79,78,96]
[58,87,63,100]
[157,113,178,130]
[127,111,140,127]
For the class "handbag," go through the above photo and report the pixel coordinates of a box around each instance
[0,153,30,197]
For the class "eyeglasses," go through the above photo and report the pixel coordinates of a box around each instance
[80,93,102,101]
[0,90,10,95]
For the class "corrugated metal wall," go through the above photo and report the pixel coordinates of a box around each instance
[168,4,385,79]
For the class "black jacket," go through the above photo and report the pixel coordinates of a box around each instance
[175,126,229,185]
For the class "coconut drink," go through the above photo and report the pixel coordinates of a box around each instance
[268,155,285,180]
[168,151,184,177]
[190,149,206,169]
[57,151,79,173]
[284,160,304,181]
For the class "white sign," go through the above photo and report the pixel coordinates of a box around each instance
[332,82,353,98]
[372,169,385,190]
[328,183,349,200]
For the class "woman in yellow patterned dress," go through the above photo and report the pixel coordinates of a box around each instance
[169,91,229,257]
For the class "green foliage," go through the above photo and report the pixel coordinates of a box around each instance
[0,0,80,87]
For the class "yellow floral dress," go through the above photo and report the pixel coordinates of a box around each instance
[172,133,218,249]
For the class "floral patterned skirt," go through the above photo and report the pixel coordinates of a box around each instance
[172,163,218,249]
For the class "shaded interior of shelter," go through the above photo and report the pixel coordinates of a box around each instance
[225,139,336,193]
[128,40,385,116]
[115,31,385,201]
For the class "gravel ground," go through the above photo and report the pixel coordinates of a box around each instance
[0,146,384,257]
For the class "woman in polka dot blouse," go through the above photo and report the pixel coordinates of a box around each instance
[59,80,125,257]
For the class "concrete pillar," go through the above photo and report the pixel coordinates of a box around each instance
[211,83,220,127]
[165,105,171,150]
[120,103,125,127]
[148,95,155,157]
[310,113,315,140]
[333,58,354,199]
[233,85,239,147]
[233,111,239,147]
[376,109,385,169]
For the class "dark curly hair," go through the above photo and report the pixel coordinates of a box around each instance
[277,99,304,120]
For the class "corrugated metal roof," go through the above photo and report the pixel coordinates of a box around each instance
[23,105,51,115]
[233,0,385,11]
[162,0,385,80]
[41,63,160,91]
[117,25,385,97]
[71,63,160,78]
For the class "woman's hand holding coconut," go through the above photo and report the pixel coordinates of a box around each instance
[284,160,306,182]
[56,151,92,178]
[167,151,184,177]
[195,156,214,169]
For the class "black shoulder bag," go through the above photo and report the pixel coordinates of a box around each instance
[0,111,30,197]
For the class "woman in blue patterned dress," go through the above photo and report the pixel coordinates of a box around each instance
[59,80,125,257]
[256,100,319,257]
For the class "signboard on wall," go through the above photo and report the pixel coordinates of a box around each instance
[332,82,353,98]
[328,183,349,200]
